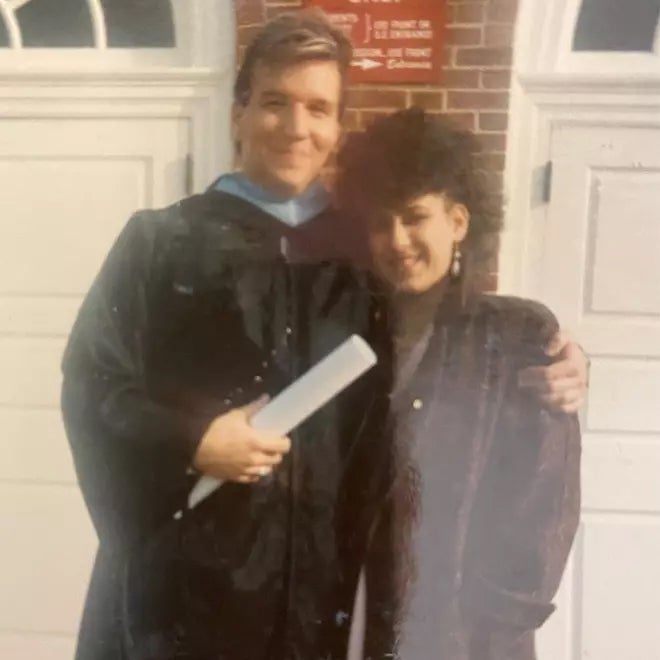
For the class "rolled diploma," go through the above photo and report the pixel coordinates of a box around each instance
[187,334,377,509]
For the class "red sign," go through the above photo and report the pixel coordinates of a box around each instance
[303,0,447,84]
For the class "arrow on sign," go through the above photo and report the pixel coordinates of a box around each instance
[352,58,384,71]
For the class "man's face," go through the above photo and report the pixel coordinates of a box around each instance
[233,59,342,198]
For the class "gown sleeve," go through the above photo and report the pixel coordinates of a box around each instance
[61,211,210,553]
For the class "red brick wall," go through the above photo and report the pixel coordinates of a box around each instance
[234,0,520,288]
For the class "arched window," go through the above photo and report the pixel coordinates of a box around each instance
[0,0,175,48]
[102,0,175,48]
[16,0,94,47]
[573,0,660,51]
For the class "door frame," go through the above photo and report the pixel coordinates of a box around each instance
[500,0,660,298]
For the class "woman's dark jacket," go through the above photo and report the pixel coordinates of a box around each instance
[60,189,370,660]
[332,291,581,660]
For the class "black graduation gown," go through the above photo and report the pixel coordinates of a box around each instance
[61,190,371,660]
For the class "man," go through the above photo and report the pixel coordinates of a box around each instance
[61,9,588,660]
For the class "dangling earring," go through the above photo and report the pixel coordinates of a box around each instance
[450,243,462,279]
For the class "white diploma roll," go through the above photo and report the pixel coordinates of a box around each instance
[187,334,377,509]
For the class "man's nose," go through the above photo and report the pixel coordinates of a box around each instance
[282,104,309,139]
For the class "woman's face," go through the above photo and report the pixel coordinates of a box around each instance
[367,193,470,294]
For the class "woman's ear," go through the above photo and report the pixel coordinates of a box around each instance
[450,203,470,243]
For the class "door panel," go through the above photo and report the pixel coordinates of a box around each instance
[0,410,74,483]
[534,125,660,659]
[0,297,80,336]
[587,171,660,315]
[0,484,97,633]
[0,116,188,657]
[0,118,188,294]
[0,633,75,660]
[579,514,660,657]
[588,359,660,432]
[582,437,660,512]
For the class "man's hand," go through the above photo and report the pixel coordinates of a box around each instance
[518,331,589,414]
[192,396,291,484]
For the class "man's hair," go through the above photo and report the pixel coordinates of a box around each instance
[335,107,503,279]
[234,8,353,109]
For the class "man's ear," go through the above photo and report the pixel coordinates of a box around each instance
[231,102,247,164]
[451,203,470,243]
[231,102,244,146]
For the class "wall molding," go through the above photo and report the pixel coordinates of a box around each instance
[519,73,660,100]
[0,67,227,87]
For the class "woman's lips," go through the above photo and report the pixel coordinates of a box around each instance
[394,255,419,269]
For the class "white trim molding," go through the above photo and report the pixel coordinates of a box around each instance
[519,73,660,98]
[0,68,226,86]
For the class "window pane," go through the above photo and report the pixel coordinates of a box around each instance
[17,0,94,48]
[0,15,9,48]
[101,0,176,48]
[573,0,660,51]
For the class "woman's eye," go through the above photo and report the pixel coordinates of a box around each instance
[404,214,427,226]
[369,216,391,232]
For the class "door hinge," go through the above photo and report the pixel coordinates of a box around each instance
[542,160,553,203]
[185,153,194,195]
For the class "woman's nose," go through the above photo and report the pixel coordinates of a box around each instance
[390,220,411,251]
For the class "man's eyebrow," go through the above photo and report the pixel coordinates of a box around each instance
[258,90,287,99]
[257,89,337,109]
[309,97,334,107]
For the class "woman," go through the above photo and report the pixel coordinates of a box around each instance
[330,108,581,660]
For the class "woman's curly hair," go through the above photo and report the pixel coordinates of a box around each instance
[335,107,503,281]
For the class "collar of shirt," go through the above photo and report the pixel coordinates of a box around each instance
[213,173,331,228]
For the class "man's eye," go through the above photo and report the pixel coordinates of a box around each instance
[263,99,284,109]
[309,104,330,116]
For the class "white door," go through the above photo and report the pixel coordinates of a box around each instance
[0,116,189,659]
[531,124,660,659]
